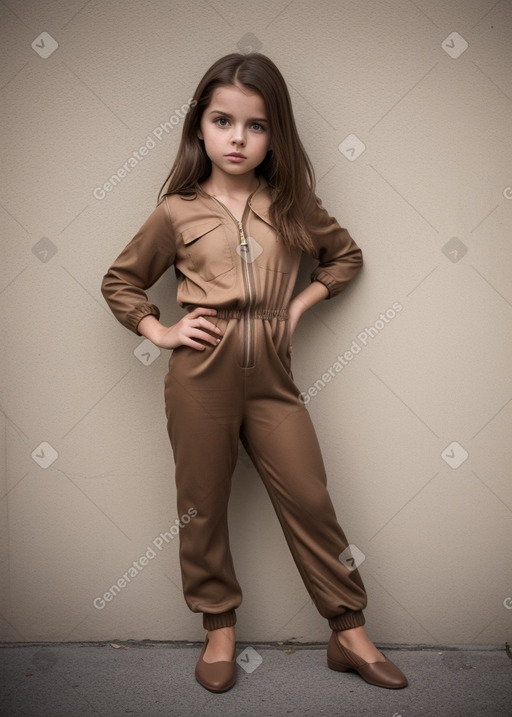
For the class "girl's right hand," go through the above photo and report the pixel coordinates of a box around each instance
[137,308,223,350]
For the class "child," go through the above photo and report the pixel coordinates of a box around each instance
[101,52,408,693]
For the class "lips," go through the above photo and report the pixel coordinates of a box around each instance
[226,153,246,158]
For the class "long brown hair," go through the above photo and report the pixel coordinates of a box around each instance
[158,53,317,254]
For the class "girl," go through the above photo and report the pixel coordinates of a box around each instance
[101,53,408,693]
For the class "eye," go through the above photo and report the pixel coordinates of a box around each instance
[214,117,229,127]
[251,122,266,132]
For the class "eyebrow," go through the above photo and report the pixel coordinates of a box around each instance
[207,109,268,122]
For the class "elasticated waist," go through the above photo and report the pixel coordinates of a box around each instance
[215,308,288,320]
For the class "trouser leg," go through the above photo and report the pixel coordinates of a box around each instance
[164,333,242,630]
[241,323,367,631]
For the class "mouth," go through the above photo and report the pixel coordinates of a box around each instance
[226,153,246,159]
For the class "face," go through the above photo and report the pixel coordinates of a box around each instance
[197,84,270,182]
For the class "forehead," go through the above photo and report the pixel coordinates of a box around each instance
[207,85,267,116]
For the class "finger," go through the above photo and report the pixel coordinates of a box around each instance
[189,328,222,346]
[182,337,207,351]
[188,315,223,336]
[202,319,223,334]
[188,307,217,319]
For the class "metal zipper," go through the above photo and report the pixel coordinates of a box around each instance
[239,223,254,368]
[209,194,256,367]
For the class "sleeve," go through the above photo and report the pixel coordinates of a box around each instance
[101,197,176,335]
[305,192,363,299]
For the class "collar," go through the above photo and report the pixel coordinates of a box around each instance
[194,175,275,228]
[248,176,274,227]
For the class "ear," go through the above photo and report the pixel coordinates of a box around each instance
[197,128,204,140]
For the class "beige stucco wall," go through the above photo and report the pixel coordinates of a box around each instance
[1,0,511,646]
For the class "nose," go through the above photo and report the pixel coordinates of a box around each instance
[230,124,246,146]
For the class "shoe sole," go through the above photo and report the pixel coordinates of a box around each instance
[327,658,408,689]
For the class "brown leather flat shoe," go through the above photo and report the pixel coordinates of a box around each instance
[195,635,237,693]
[327,631,408,689]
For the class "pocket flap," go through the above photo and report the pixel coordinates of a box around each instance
[181,219,223,245]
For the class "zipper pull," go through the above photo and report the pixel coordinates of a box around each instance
[238,221,248,247]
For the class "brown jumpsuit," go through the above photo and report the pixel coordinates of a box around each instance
[101,177,368,632]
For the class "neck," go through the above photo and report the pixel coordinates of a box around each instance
[202,169,260,198]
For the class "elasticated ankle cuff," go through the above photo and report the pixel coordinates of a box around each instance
[203,610,237,630]
[328,610,366,631]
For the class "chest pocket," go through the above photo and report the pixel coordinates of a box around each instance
[181,219,233,282]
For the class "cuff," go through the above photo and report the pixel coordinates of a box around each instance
[310,271,335,299]
[328,609,366,631]
[127,303,161,335]
[203,610,237,630]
